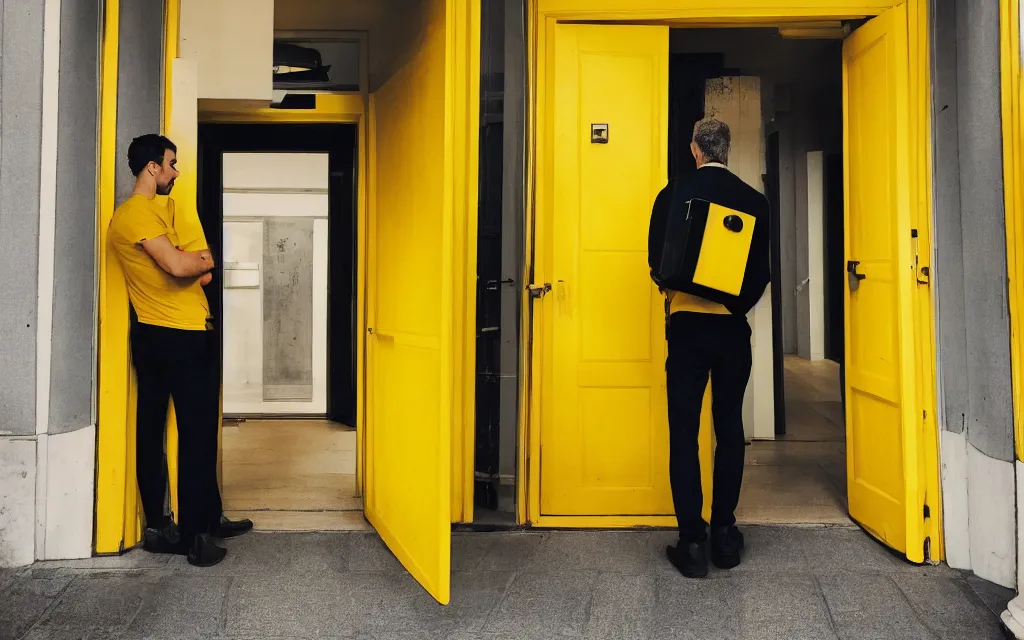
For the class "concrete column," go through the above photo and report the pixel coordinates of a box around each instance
[797,151,825,361]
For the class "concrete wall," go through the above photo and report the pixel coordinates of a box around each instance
[1,0,101,567]
[0,0,45,439]
[0,0,47,568]
[933,0,1016,589]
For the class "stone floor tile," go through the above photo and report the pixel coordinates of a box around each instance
[482,570,600,637]
[892,574,1006,640]
[653,572,740,639]
[19,629,93,640]
[342,533,407,573]
[0,589,56,640]
[967,574,1016,617]
[455,531,546,573]
[224,574,361,637]
[818,572,934,640]
[33,573,158,634]
[801,528,906,573]
[583,573,655,640]
[527,531,654,575]
[350,570,512,634]
[127,575,232,638]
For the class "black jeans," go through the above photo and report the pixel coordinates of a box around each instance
[130,321,222,542]
[666,311,752,543]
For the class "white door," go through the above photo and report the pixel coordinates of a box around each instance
[221,152,329,415]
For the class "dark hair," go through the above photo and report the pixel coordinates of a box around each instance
[692,118,731,165]
[128,134,177,177]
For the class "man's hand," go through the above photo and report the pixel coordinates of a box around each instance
[178,248,215,286]
[140,235,215,279]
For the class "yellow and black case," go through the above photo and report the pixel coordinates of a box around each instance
[656,198,757,303]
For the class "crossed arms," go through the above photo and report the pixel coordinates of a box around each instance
[141,235,215,282]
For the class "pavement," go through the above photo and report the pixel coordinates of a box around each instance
[0,526,1014,640]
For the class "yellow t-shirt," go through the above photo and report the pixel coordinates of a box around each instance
[109,195,211,330]
[667,290,730,315]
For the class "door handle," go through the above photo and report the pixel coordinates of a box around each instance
[527,283,552,299]
[847,260,866,292]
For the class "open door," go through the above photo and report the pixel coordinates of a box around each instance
[843,3,926,561]
[363,14,454,600]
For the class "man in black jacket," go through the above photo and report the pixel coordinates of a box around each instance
[648,118,770,578]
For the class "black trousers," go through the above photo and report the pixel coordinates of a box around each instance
[130,320,222,541]
[666,311,752,543]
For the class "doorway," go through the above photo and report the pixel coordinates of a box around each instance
[527,2,941,564]
[667,28,848,524]
[197,123,363,530]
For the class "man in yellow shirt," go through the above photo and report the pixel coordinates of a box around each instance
[648,119,771,579]
[109,134,250,567]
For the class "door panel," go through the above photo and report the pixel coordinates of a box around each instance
[843,3,922,559]
[364,34,452,601]
[540,24,714,518]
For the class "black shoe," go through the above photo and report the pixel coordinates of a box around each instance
[710,525,744,570]
[187,533,228,567]
[142,517,186,555]
[212,515,254,539]
[666,541,709,579]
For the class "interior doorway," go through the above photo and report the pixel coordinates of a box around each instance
[197,123,363,530]
[667,28,848,524]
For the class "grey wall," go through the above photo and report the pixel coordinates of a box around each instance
[115,0,164,202]
[932,0,968,436]
[0,1,46,436]
[933,0,1014,462]
[49,0,101,435]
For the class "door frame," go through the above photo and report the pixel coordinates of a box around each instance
[521,0,941,556]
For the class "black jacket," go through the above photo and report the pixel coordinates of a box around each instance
[648,166,771,316]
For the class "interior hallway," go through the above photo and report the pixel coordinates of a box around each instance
[736,356,849,525]
[221,420,369,531]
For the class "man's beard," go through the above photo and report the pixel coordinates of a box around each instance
[156,180,174,196]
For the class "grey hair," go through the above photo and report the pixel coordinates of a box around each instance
[692,118,731,165]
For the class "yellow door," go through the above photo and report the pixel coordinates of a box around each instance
[843,3,926,561]
[539,24,714,519]
[364,84,453,601]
